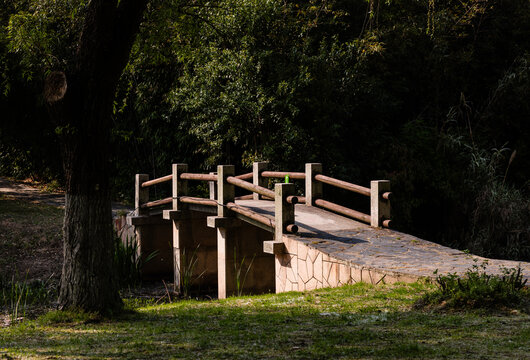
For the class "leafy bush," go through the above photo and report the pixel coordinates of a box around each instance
[418,261,528,311]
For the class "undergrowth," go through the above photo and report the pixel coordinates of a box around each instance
[0,273,55,323]
[114,234,158,289]
[417,260,529,311]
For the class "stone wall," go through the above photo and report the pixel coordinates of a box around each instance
[275,235,419,293]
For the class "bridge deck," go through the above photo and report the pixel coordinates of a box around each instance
[237,199,530,282]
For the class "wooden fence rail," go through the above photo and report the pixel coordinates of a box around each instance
[134,161,391,231]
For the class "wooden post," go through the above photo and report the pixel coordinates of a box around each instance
[169,164,188,293]
[275,183,296,241]
[370,180,391,227]
[305,163,322,206]
[216,165,235,299]
[172,164,188,211]
[209,172,217,200]
[253,161,269,200]
[135,174,149,215]
[217,165,235,217]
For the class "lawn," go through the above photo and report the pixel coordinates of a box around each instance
[1,192,529,359]
[1,282,529,359]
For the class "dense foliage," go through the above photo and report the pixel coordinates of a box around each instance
[1,0,529,261]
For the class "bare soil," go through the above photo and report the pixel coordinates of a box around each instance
[0,197,63,283]
[0,176,168,325]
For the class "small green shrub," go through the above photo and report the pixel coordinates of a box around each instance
[418,261,528,310]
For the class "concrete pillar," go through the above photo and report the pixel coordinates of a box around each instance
[216,227,231,299]
[305,163,322,206]
[172,216,193,292]
[370,180,391,227]
[253,161,269,200]
[172,163,188,211]
[135,174,149,215]
[275,183,296,241]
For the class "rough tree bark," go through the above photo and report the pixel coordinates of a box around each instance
[46,0,148,313]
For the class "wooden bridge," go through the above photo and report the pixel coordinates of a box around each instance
[125,162,530,298]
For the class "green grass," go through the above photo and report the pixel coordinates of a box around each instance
[1,194,529,359]
[1,282,529,359]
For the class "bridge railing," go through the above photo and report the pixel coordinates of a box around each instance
[134,164,298,237]
[134,161,391,237]
[304,163,392,228]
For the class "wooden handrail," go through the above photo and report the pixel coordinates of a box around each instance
[226,202,275,229]
[141,196,217,209]
[286,195,299,204]
[314,174,370,197]
[141,175,172,188]
[140,171,249,188]
[234,194,253,200]
[180,173,217,181]
[180,196,217,206]
[226,176,275,199]
[261,171,305,179]
[225,202,297,234]
[235,172,253,180]
[314,199,371,224]
[141,196,172,208]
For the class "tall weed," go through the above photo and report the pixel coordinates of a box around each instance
[178,245,206,298]
[114,234,158,289]
[233,247,255,297]
[0,272,54,323]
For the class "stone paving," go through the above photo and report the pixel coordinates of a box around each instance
[238,199,530,292]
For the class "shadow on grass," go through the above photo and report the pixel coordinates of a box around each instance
[3,299,530,359]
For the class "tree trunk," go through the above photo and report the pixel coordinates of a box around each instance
[58,78,120,311]
[51,0,148,313]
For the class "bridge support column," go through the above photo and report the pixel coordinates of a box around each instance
[166,164,190,293]
[305,163,322,206]
[253,161,269,200]
[216,165,236,299]
[370,180,391,227]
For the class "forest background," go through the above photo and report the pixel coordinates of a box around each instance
[1,0,529,262]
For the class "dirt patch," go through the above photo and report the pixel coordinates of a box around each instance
[0,195,63,283]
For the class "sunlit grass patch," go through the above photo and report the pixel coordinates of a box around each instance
[2,281,527,359]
